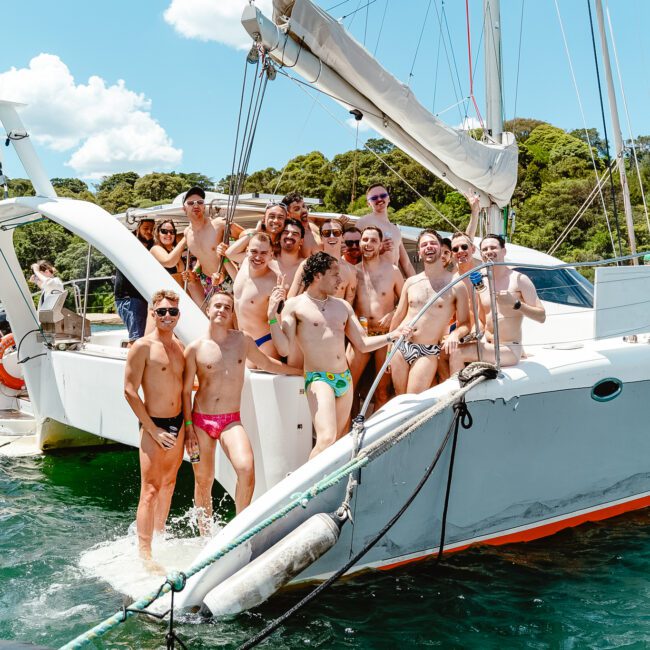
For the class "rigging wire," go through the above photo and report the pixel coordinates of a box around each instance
[586,0,624,258]
[553,0,617,258]
[483,0,505,130]
[512,0,525,120]
[372,0,389,57]
[342,0,376,23]
[464,0,484,128]
[407,0,433,87]
[605,1,650,236]
[277,68,463,233]
[431,8,443,113]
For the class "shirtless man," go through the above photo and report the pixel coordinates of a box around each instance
[357,183,415,278]
[449,234,546,372]
[124,290,185,570]
[226,202,287,264]
[347,226,404,408]
[274,218,305,291]
[283,191,320,257]
[342,226,362,265]
[183,292,300,531]
[268,252,411,458]
[288,219,357,304]
[390,229,471,395]
[233,232,280,360]
[182,186,226,282]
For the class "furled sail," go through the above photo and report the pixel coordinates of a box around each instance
[243,0,518,208]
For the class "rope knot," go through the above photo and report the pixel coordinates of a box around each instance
[166,571,187,593]
[453,400,473,429]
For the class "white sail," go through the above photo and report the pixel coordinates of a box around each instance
[243,0,518,208]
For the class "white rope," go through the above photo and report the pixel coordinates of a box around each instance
[553,0,617,258]
[605,1,650,236]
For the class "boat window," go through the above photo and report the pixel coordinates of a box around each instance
[513,267,594,308]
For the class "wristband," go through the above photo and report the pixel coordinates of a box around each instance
[223,257,230,264]
[268,318,278,325]
[185,420,193,427]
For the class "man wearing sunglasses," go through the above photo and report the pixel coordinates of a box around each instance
[449,234,546,373]
[124,289,185,571]
[267,252,412,459]
[390,229,471,395]
[347,226,404,409]
[357,183,415,278]
[341,226,362,265]
[288,219,357,304]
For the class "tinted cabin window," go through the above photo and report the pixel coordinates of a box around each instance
[514,267,594,308]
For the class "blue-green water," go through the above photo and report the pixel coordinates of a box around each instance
[2,448,650,649]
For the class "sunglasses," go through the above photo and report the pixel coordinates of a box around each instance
[322,229,342,238]
[154,307,180,317]
[368,192,389,202]
[185,199,204,206]
[159,228,176,235]
[451,243,470,253]
[344,239,360,247]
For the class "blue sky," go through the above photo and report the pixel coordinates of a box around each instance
[1,0,649,189]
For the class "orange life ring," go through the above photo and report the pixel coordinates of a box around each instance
[0,334,25,391]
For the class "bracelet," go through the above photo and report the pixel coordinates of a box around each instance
[223,257,230,264]
[185,420,193,427]
[268,318,278,325]
[386,334,393,343]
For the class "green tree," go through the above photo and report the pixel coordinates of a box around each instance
[51,178,88,194]
[133,173,184,203]
[7,178,35,197]
[95,172,139,194]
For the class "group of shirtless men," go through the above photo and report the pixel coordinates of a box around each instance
[124,183,546,567]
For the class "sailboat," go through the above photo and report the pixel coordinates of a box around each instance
[3,0,650,625]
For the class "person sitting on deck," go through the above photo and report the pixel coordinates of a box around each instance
[123,289,185,572]
[449,234,546,372]
[357,183,415,278]
[183,291,300,533]
[232,232,281,361]
[267,251,412,459]
[347,226,404,410]
[288,219,357,304]
[390,229,471,395]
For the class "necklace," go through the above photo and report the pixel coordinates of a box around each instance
[308,294,329,312]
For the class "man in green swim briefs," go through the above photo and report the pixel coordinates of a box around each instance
[268,252,412,459]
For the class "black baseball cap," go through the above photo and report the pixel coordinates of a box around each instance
[184,186,206,202]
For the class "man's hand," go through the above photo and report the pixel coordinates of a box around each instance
[496,290,519,311]
[147,426,178,449]
[377,311,394,330]
[391,324,414,342]
[268,274,287,319]
[338,214,352,228]
[216,242,228,258]
[184,423,199,456]
[442,330,461,354]
[381,236,395,255]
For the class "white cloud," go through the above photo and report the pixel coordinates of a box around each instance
[456,116,483,131]
[164,0,273,50]
[345,117,375,134]
[0,54,182,178]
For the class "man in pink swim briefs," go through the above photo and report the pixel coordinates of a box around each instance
[182,292,300,533]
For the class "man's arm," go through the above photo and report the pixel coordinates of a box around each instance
[124,342,176,448]
[443,283,471,353]
[287,260,306,298]
[245,335,302,375]
[345,302,411,353]
[465,193,481,241]
[225,228,255,264]
[300,219,320,257]
[517,274,547,323]
[389,278,411,331]
[344,265,357,304]
[268,288,296,358]
[398,241,415,278]
[182,344,198,453]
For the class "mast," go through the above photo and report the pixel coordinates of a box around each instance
[594,0,637,264]
[483,0,505,233]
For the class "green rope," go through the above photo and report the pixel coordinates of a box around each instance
[59,454,371,650]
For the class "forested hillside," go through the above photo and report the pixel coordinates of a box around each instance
[7,118,650,311]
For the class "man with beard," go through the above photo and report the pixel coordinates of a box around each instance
[347,226,403,408]
[342,226,362,265]
[283,191,320,256]
[233,232,281,360]
[288,219,357,304]
[268,252,411,458]
[449,234,546,372]
[274,218,305,290]
[114,217,154,345]
[183,292,300,532]
[357,183,415,278]
[226,202,287,263]
[390,229,471,394]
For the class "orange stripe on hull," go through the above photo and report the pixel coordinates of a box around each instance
[378,493,650,572]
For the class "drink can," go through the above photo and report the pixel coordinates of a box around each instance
[359,316,369,334]
[190,449,201,464]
